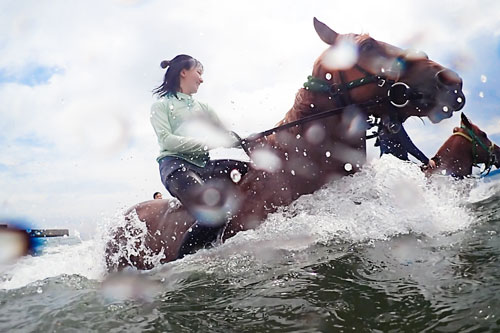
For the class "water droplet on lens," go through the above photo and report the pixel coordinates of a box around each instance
[325,73,332,80]
[202,188,221,207]
[442,106,449,112]
[344,163,352,171]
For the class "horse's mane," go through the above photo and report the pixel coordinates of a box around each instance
[279,88,316,125]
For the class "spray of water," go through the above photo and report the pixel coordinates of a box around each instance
[1,156,491,291]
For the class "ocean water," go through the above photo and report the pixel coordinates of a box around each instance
[1,156,500,332]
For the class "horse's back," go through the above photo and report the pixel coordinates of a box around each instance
[105,199,196,271]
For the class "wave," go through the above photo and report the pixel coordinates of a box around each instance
[3,156,497,290]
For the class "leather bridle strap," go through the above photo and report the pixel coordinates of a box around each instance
[452,127,497,173]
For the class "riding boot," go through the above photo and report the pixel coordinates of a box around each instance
[176,223,223,259]
[165,168,241,258]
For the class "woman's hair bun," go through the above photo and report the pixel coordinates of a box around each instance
[160,60,170,69]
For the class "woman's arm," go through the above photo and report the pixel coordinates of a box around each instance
[200,102,240,147]
[150,103,210,153]
[395,125,429,164]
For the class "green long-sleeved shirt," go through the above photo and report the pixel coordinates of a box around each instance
[150,92,223,167]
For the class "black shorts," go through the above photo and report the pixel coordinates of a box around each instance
[158,156,249,196]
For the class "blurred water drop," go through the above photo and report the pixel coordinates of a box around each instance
[322,39,359,70]
[344,163,353,172]
[479,91,484,98]
[305,124,326,145]
[202,188,221,207]
[480,75,487,83]
[251,149,282,173]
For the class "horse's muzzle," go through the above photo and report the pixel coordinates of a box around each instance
[494,144,500,168]
[435,69,466,111]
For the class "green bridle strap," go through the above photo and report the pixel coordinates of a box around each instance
[460,125,495,171]
[462,126,492,155]
[303,75,382,94]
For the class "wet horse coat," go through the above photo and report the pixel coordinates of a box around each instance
[106,18,466,270]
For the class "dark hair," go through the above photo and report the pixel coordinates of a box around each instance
[152,54,203,98]
[153,192,162,199]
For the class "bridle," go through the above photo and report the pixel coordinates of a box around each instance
[303,58,426,111]
[452,126,498,174]
[238,48,459,152]
[239,56,420,148]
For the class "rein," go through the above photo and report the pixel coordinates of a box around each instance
[240,97,386,145]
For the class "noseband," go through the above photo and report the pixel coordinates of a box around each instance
[452,126,497,174]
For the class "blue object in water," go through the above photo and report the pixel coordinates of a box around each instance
[481,169,500,182]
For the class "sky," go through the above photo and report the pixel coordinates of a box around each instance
[1,0,500,237]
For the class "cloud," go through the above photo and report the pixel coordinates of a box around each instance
[1,0,500,237]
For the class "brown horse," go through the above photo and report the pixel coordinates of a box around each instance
[425,113,500,178]
[105,18,466,270]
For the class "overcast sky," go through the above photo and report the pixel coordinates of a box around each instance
[1,0,499,237]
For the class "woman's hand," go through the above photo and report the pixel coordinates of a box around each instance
[226,131,243,148]
[428,159,437,169]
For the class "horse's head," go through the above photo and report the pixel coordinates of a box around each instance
[452,113,500,169]
[311,18,465,124]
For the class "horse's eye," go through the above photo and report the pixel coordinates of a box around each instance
[360,40,375,53]
[404,49,429,60]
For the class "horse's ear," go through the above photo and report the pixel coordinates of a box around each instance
[313,17,338,45]
[461,112,472,129]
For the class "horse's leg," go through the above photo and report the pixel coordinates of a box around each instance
[176,223,225,259]
[168,165,243,258]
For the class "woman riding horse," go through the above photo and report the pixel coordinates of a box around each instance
[106,18,466,270]
[150,55,248,257]
[424,113,500,178]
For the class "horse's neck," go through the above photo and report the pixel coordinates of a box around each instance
[282,88,318,123]
[433,138,473,177]
[245,88,364,196]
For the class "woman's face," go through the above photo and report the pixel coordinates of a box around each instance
[180,64,204,95]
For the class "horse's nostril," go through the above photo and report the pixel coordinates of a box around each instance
[436,69,462,87]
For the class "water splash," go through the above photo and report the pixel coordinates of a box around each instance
[1,157,486,290]
[173,156,476,277]
[102,209,167,271]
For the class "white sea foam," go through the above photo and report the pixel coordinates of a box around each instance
[174,156,477,276]
[0,238,105,290]
[221,155,474,247]
[1,156,484,290]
